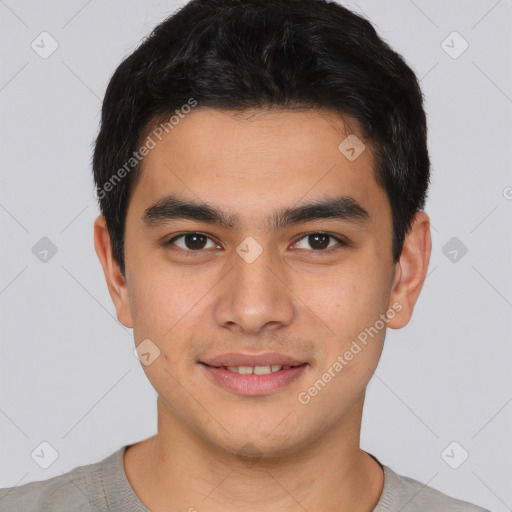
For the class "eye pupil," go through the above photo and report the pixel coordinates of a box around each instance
[309,234,329,250]
[185,234,207,250]
[171,232,340,254]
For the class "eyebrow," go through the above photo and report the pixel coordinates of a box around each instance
[142,194,370,231]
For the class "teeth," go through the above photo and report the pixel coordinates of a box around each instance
[225,365,284,374]
[254,365,271,375]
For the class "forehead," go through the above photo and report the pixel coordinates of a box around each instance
[128,107,389,227]
[146,107,363,165]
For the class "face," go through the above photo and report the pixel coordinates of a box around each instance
[95,107,429,460]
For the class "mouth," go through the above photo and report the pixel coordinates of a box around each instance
[198,352,309,396]
[204,363,304,374]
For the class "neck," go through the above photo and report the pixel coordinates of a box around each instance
[124,398,384,512]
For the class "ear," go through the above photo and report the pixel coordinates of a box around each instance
[93,215,134,328]
[387,211,432,329]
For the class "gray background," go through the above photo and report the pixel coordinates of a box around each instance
[0,1,511,510]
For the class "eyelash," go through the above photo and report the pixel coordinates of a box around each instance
[164,232,349,257]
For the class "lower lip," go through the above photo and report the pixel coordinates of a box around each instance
[200,363,308,396]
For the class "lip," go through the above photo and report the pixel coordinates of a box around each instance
[199,351,309,396]
[200,351,306,368]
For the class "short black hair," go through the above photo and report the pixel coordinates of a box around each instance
[93,0,430,276]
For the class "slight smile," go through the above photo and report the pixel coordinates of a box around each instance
[199,352,309,396]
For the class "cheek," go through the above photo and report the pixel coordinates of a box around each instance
[128,262,214,346]
[295,262,390,389]
[298,263,390,336]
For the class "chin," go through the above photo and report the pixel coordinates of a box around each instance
[203,419,312,461]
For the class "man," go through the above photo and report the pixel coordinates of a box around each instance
[0,0,490,510]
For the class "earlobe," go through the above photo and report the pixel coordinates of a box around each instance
[93,216,134,328]
[387,211,432,330]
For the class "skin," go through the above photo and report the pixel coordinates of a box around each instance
[94,107,431,512]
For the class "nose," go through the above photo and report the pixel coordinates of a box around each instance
[213,243,295,335]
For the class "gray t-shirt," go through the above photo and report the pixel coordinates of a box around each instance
[0,446,490,511]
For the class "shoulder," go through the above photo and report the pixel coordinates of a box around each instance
[377,464,491,512]
[0,448,123,512]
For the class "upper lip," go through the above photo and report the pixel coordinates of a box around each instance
[200,352,307,367]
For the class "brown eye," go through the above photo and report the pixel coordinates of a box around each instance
[182,234,208,250]
[293,233,347,253]
[308,234,330,250]
[166,233,218,252]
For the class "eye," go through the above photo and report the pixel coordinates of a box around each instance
[166,232,220,254]
[292,232,347,253]
[164,231,349,257]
